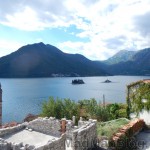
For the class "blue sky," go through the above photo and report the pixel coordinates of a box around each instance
[0,0,150,60]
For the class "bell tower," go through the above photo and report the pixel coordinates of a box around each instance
[0,83,2,127]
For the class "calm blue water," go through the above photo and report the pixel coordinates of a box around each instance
[0,76,149,124]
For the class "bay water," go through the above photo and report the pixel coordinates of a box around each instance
[0,76,149,123]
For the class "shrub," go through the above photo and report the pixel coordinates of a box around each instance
[41,97,128,122]
[41,97,79,120]
[62,98,80,120]
[106,103,128,120]
[95,106,111,121]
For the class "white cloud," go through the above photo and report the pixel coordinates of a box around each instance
[0,1,73,31]
[0,0,150,59]
[0,40,23,57]
[58,40,114,60]
[1,6,44,31]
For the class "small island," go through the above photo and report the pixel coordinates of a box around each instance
[103,79,112,83]
[72,79,85,84]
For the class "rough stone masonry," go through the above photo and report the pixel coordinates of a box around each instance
[0,117,97,150]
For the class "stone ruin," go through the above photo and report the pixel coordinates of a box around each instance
[0,117,97,150]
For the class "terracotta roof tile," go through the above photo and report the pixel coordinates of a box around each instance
[143,79,150,83]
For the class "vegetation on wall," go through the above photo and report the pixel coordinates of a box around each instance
[127,82,150,116]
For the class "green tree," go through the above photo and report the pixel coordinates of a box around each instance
[62,98,79,120]
[41,97,79,120]
[41,97,63,119]
[107,103,120,119]
[96,106,110,121]
[85,98,98,118]
[106,103,128,119]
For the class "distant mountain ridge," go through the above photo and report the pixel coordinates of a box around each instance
[0,42,149,77]
[0,42,108,77]
[105,48,150,75]
[104,50,137,65]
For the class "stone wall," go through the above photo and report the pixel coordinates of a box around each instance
[71,119,97,150]
[65,120,75,139]
[110,118,145,149]
[0,122,27,137]
[0,117,97,150]
[27,117,61,136]
[36,134,66,150]
[0,117,62,138]
[0,138,34,150]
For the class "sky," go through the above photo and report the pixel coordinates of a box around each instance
[0,0,150,60]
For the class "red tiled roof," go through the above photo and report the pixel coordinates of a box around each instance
[128,79,150,87]
[2,122,18,128]
[143,79,150,83]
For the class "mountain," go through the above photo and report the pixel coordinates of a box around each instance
[103,50,137,65]
[106,48,150,75]
[0,42,149,77]
[0,42,108,78]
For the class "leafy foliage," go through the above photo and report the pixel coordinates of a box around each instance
[129,83,150,115]
[62,98,80,119]
[41,97,128,122]
[78,99,127,121]
[107,103,128,119]
[95,106,110,121]
[41,97,79,120]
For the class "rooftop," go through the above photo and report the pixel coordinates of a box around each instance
[143,79,150,84]
[127,79,150,88]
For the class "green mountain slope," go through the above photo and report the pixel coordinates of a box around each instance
[106,48,150,75]
[103,50,137,65]
[0,42,108,77]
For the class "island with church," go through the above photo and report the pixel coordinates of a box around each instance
[72,79,85,84]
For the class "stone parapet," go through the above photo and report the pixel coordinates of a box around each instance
[71,119,97,150]
[36,134,66,150]
[27,117,61,136]
[0,122,27,137]
[109,118,145,149]
[0,117,97,150]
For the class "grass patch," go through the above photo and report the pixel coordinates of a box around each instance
[97,118,129,139]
